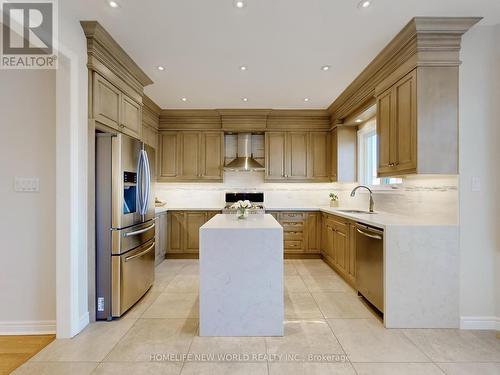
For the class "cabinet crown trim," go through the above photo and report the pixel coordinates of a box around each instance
[81,21,153,89]
[327,16,481,121]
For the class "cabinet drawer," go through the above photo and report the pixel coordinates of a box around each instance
[280,212,305,221]
[281,222,305,231]
[284,230,304,240]
[284,240,303,251]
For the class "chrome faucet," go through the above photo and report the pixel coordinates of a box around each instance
[350,185,375,213]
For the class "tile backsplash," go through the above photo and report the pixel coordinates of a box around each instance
[155,173,458,223]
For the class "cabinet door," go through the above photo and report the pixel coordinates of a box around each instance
[185,212,206,253]
[306,212,321,253]
[179,132,200,179]
[168,212,185,253]
[159,213,168,259]
[286,132,308,179]
[309,132,330,181]
[265,132,286,180]
[159,132,179,179]
[330,128,338,182]
[121,94,142,139]
[334,222,348,274]
[377,88,394,175]
[206,211,219,221]
[394,70,417,174]
[93,73,120,130]
[347,223,357,284]
[201,132,223,180]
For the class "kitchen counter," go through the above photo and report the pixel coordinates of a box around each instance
[199,214,284,336]
[156,205,457,228]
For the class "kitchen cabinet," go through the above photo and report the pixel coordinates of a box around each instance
[166,211,221,255]
[376,69,417,176]
[321,212,356,287]
[265,132,330,182]
[154,211,168,265]
[271,211,321,256]
[120,94,142,139]
[93,72,121,130]
[92,72,142,140]
[159,131,224,182]
[330,126,357,183]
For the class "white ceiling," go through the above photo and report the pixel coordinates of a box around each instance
[69,0,500,109]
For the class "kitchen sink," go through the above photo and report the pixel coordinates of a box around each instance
[337,209,377,214]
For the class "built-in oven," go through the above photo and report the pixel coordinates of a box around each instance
[355,223,384,313]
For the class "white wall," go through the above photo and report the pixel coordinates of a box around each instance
[55,2,90,337]
[459,23,500,330]
[0,70,56,334]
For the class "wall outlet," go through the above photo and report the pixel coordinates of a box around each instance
[14,177,39,192]
[471,176,481,192]
[97,297,105,312]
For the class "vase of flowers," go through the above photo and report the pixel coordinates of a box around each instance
[329,192,339,207]
[231,200,252,219]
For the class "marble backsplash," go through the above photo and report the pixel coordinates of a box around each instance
[155,173,458,224]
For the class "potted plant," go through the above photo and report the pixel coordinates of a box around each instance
[329,192,339,207]
[231,200,252,219]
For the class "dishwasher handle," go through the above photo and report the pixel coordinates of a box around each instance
[356,224,383,240]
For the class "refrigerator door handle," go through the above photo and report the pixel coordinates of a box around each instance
[142,149,151,214]
[136,150,144,216]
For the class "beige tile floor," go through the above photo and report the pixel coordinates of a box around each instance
[12,259,500,375]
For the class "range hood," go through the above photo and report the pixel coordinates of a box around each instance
[224,133,265,172]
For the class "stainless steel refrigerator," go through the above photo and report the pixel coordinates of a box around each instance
[95,132,156,320]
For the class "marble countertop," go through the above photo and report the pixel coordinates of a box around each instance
[201,213,282,230]
[155,205,456,228]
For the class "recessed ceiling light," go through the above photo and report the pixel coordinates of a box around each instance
[181,97,187,102]
[304,98,310,102]
[109,1,119,8]
[321,65,330,71]
[157,66,165,71]
[242,98,248,102]
[240,65,247,71]
[234,0,245,8]
[358,0,372,8]
[355,118,362,123]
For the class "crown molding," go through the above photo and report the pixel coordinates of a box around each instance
[158,109,331,131]
[327,17,481,120]
[143,95,161,116]
[81,21,153,95]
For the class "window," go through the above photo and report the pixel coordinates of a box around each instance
[358,120,402,186]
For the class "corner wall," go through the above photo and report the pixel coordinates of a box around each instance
[0,70,56,334]
[459,23,500,330]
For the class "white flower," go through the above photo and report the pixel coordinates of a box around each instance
[242,200,251,208]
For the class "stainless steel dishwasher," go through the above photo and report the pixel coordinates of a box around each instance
[355,223,384,313]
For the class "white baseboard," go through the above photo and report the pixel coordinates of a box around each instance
[0,320,56,335]
[77,311,90,333]
[460,316,500,330]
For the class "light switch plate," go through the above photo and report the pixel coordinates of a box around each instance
[471,176,481,192]
[14,177,39,192]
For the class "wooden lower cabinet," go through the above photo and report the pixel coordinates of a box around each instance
[167,211,221,256]
[321,212,357,287]
[271,211,321,256]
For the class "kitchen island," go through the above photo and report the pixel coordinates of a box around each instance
[199,214,284,336]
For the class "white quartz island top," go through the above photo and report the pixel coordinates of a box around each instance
[199,214,284,336]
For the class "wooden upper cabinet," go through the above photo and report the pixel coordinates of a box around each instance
[376,69,418,176]
[330,128,338,181]
[121,94,142,139]
[179,132,201,179]
[309,131,330,181]
[93,73,120,130]
[287,132,308,179]
[200,132,224,180]
[394,71,417,173]
[265,132,286,180]
[377,87,394,174]
[159,132,179,179]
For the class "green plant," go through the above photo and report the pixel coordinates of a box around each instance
[329,192,339,202]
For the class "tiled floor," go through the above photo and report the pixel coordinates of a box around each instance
[12,259,500,374]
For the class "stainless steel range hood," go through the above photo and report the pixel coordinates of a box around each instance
[224,133,265,172]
